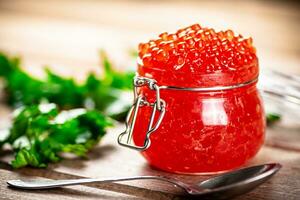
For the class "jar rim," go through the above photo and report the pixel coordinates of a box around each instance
[135,75,258,92]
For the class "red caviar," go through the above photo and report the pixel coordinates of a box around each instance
[133,24,265,174]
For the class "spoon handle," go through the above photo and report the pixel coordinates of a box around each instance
[6,176,151,189]
[7,175,191,192]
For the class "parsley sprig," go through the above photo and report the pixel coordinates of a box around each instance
[0,51,134,168]
[1,104,112,168]
[0,51,134,120]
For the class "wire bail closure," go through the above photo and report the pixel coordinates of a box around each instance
[118,75,258,151]
[118,76,166,151]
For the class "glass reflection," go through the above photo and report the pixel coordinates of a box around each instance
[202,98,228,125]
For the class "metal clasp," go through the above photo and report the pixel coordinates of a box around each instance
[118,76,166,151]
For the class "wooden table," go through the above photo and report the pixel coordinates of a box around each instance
[1,126,300,200]
[0,1,299,199]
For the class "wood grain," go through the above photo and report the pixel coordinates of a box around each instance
[0,0,299,199]
[0,169,144,200]
[1,126,300,200]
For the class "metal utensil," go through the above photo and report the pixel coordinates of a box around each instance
[7,163,281,199]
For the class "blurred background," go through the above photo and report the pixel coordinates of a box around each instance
[0,0,299,150]
[0,0,299,76]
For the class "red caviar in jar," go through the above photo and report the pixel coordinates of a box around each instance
[133,24,265,174]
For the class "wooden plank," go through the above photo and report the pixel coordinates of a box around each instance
[0,169,144,200]
[1,126,300,199]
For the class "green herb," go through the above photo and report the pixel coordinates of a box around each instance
[0,51,134,120]
[266,113,281,125]
[0,103,112,168]
[0,51,134,168]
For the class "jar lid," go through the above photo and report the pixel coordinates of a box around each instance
[137,24,258,88]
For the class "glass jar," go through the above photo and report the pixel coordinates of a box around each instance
[118,65,265,174]
[118,24,265,174]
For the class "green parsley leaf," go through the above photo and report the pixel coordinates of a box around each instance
[0,51,134,120]
[266,113,281,125]
[1,103,112,168]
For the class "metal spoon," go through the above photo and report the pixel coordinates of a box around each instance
[7,163,281,199]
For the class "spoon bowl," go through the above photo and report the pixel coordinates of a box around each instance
[191,163,281,199]
[7,163,281,199]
